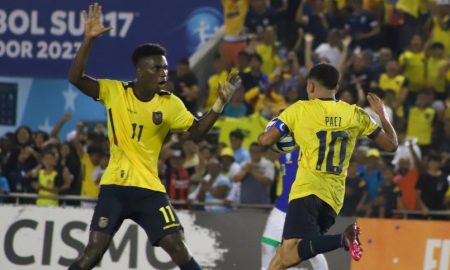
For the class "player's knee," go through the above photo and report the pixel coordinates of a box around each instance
[159,233,191,264]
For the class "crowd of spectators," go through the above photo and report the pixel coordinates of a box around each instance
[0,0,449,220]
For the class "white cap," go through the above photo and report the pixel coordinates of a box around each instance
[66,130,77,142]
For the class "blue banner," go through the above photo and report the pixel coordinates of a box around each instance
[0,76,106,139]
[0,0,222,79]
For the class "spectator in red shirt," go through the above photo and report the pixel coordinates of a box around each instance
[394,149,419,211]
[167,149,191,208]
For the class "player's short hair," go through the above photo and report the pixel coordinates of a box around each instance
[308,63,340,90]
[132,43,166,67]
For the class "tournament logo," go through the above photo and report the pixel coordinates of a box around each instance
[153,111,163,125]
[98,217,109,228]
[185,7,223,54]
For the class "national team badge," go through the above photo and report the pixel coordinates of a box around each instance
[153,111,163,125]
[98,217,109,228]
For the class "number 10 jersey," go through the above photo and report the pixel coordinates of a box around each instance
[278,99,380,214]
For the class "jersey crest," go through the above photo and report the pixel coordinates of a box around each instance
[153,111,163,125]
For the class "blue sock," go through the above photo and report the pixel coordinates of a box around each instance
[180,257,202,270]
[68,262,82,270]
[297,234,343,261]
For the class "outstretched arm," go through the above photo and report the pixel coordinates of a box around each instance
[68,3,112,98]
[188,71,240,141]
[367,93,398,152]
[50,113,72,139]
[304,33,314,72]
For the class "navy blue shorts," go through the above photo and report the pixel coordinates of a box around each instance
[283,195,336,239]
[90,185,182,246]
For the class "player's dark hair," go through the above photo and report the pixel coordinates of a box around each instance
[132,43,166,67]
[308,63,340,90]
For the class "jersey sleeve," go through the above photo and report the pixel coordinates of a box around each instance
[277,102,299,135]
[97,79,118,106]
[169,95,196,131]
[355,107,381,139]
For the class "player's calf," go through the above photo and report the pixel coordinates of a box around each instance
[68,231,112,270]
[278,239,302,268]
[159,232,202,270]
[297,235,343,261]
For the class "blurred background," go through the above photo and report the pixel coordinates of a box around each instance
[0,0,449,269]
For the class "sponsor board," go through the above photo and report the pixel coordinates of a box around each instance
[352,218,450,270]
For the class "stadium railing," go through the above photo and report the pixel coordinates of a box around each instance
[0,192,273,209]
[1,193,449,220]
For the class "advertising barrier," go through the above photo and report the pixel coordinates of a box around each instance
[0,205,352,270]
[352,218,450,270]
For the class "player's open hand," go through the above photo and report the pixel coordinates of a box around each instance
[82,3,112,39]
[367,93,387,119]
[218,70,241,104]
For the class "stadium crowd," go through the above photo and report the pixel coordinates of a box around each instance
[0,0,449,220]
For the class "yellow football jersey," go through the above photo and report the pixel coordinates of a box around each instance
[80,153,99,197]
[399,51,426,92]
[406,106,435,146]
[278,99,380,214]
[98,79,195,192]
[215,113,269,149]
[425,57,446,93]
[378,74,406,98]
[222,0,250,36]
[206,70,228,110]
[37,170,58,206]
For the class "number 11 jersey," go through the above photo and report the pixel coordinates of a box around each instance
[278,99,380,214]
[97,79,195,192]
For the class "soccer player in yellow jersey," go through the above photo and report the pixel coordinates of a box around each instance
[67,4,240,270]
[259,64,398,269]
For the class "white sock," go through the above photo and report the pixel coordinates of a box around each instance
[261,242,277,270]
[309,254,329,270]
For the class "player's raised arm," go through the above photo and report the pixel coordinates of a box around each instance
[188,70,240,141]
[367,93,398,151]
[68,3,112,99]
